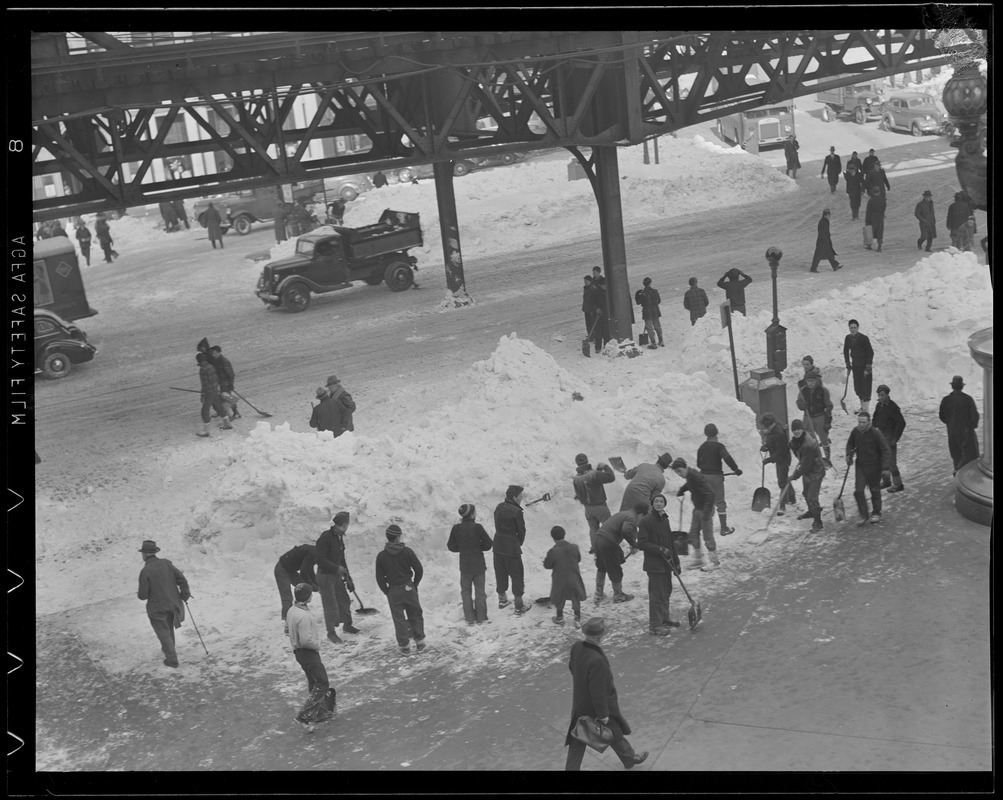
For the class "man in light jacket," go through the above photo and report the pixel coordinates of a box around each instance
[287,583,334,732]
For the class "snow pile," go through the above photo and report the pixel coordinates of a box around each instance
[680,251,991,403]
[265,133,796,266]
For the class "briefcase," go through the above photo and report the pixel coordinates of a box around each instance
[638,332,650,346]
[571,715,614,752]
[863,224,874,247]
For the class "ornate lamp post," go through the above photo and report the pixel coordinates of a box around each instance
[740,246,788,428]
[764,246,787,374]
[942,63,987,210]
[955,328,993,526]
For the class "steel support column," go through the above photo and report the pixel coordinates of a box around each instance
[592,146,632,342]
[432,161,466,293]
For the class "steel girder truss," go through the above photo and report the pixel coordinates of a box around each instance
[31,29,974,219]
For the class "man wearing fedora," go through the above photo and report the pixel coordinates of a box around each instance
[137,540,191,668]
[939,376,980,475]
[325,375,356,438]
[565,617,648,770]
[914,190,937,252]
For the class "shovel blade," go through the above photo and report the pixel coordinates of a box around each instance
[355,606,379,615]
[688,602,702,629]
[833,497,846,522]
[608,456,626,473]
[752,487,772,512]
[748,527,771,545]
[582,339,591,357]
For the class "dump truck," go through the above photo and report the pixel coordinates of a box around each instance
[816,78,885,124]
[33,236,98,321]
[255,209,423,313]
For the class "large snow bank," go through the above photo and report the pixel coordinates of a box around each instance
[680,251,991,403]
[266,134,797,264]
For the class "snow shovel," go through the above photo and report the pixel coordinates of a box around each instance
[748,483,791,545]
[833,459,853,522]
[752,457,771,511]
[673,571,702,630]
[351,588,379,615]
[839,372,851,414]
[525,492,552,507]
[231,389,273,418]
[608,456,627,473]
[582,317,600,358]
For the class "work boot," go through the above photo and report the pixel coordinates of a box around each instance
[552,615,565,625]
[811,517,824,532]
[718,514,734,536]
[342,624,361,635]
[415,639,427,652]
[917,239,924,250]
[196,422,210,438]
[399,644,411,655]
[777,504,786,516]
[594,576,606,603]
[869,513,882,524]
[625,751,649,769]
[797,511,814,520]
[327,631,343,644]
[611,582,634,603]
[659,339,665,347]
[648,625,671,636]
[219,418,233,431]
[514,595,528,614]
[887,482,904,493]
[702,550,720,571]
[498,593,510,609]
[573,615,582,627]
[856,514,871,527]
[687,548,705,570]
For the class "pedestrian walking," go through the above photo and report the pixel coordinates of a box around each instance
[74,222,92,266]
[939,375,980,475]
[136,539,191,668]
[493,485,528,613]
[287,583,335,732]
[594,504,646,603]
[914,190,937,252]
[789,424,826,532]
[872,384,906,492]
[672,458,720,570]
[810,209,843,272]
[274,201,288,243]
[696,423,743,536]
[946,191,973,249]
[847,151,863,173]
[583,278,609,354]
[619,453,672,512]
[844,162,865,221]
[309,375,355,438]
[635,494,682,635]
[51,221,67,238]
[864,191,887,252]
[375,523,426,655]
[864,159,891,198]
[172,198,190,230]
[861,149,878,174]
[796,369,834,464]
[581,275,594,337]
[843,319,874,414]
[759,413,795,514]
[683,277,709,325]
[204,202,224,249]
[564,617,648,771]
[372,170,388,188]
[447,503,493,625]
[315,513,352,644]
[159,201,178,233]
[845,411,892,525]
[638,277,664,348]
[208,345,240,419]
[195,352,232,437]
[94,214,118,262]
[544,526,587,626]
[784,134,800,178]
[275,543,318,632]
[716,268,753,315]
[572,453,615,555]
[821,146,842,193]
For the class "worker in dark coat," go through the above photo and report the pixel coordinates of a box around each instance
[447,503,493,625]
[864,191,887,252]
[583,280,609,354]
[939,375,980,475]
[137,540,191,668]
[843,319,875,414]
[159,201,178,232]
[716,268,752,315]
[759,413,794,513]
[843,162,865,220]
[564,617,647,771]
[810,209,843,272]
[847,151,863,173]
[209,345,239,419]
[172,198,190,230]
[315,513,351,644]
[204,202,224,249]
[572,453,615,554]
[672,458,720,570]
[796,370,833,463]
[375,523,426,655]
[845,411,892,525]
[635,494,681,635]
[274,201,288,243]
[861,149,878,173]
[74,222,92,266]
[683,277,709,325]
[946,192,973,249]
[94,214,118,262]
[493,485,528,613]
[821,146,842,193]
[581,275,594,337]
[783,135,800,178]
[788,423,826,532]
[872,384,906,492]
[594,505,645,603]
[275,543,318,630]
[196,352,232,437]
[372,170,388,188]
[543,526,587,626]
[864,160,890,196]
[696,423,742,536]
[914,190,937,252]
[638,277,664,348]
[309,375,355,438]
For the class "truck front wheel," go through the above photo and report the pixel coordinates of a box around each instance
[233,215,253,235]
[854,107,865,124]
[281,284,311,312]
[385,262,414,292]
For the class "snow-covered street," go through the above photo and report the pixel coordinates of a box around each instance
[33,120,991,774]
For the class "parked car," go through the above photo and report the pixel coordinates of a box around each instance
[880,92,948,136]
[34,308,97,379]
[392,152,524,183]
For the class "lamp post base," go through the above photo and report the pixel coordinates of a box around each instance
[955,460,993,527]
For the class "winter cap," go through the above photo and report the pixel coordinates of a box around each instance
[583,274,592,282]
[385,524,403,540]
[951,375,965,388]
[642,277,652,286]
[791,419,804,431]
[209,345,222,353]
[670,457,687,470]
[294,583,313,602]
[688,277,698,286]
[651,493,667,506]
[805,368,821,380]
[802,355,814,365]
[575,453,589,466]
[138,539,160,554]
[333,511,350,525]
[760,412,776,425]
[656,452,673,468]
[704,423,718,437]
[550,526,565,540]
[506,484,524,500]
[581,617,607,636]
[876,385,890,395]
[458,503,475,520]
[848,319,859,327]
[592,265,602,273]
[326,375,341,386]
[922,190,933,197]
[315,387,328,399]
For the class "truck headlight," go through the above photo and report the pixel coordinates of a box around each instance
[783,124,792,133]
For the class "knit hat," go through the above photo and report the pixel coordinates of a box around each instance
[670,457,687,470]
[294,583,313,602]
[643,277,652,286]
[876,384,890,395]
[333,511,350,525]
[575,453,589,466]
[651,493,667,506]
[581,617,606,636]
[704,423,718,437]
[583,275,592,282]
[315,387,327,399]
[688,277,698,286]
[550,526,565,540]
[656,452,673,468]
[458,503,475,520]
[506,484,524,500]
[951,375,964,388]
[791,419,804,431]
[326,375,340,386]
[760,412,776,425]
[385,523,403,540]
[138,539,160,554]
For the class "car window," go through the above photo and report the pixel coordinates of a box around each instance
[909,98,932,108]
[296,240,315,257]
[34,319,57,335]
